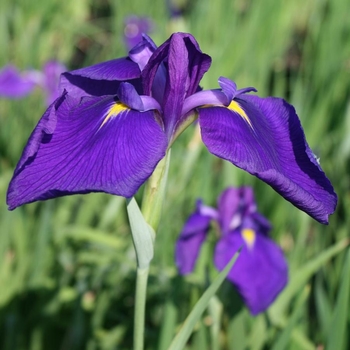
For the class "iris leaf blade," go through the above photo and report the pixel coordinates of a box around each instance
[326,249,350,350]
[168,250,239,350]
[269,238,348,324]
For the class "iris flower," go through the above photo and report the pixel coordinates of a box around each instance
[7,32,336,225]
[123,16,153,51]
[0,61,66,106]
[175,187,288,315]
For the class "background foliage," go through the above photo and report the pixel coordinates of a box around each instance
[0,0,349,349]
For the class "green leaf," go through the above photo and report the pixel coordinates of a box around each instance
[271,286,310,350]
[269,238,348,324]
[208,296,223,350]
[326,248,350,350]
[126,197,155,269]
[315,275,333,336]
[168,251,240,350]
[249,315,267,350]
[227,310,247,350]
[158,301,178,350]
[57,226,126,249]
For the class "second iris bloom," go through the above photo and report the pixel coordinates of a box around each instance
[176,187,288,315]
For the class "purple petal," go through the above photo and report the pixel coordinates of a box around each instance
[60,73,127,100]
[142,33,211,138]
[182,34,211,97]
[217,187,257,234]
[42,61,67,105]
[0,65,39,98]
[199,96,337,224]
[117,82,162,114]
[124,16,154,51]
[218,77,237,101]
[117,83,144,110]
[117,83,162,113]
[182,89,227,116]
[175,201,212,274]
[7,94,167,209]
[59,58,141,99]
[218,77,257,100]
[214,230,288,315]
[244,212,272,237]
[66,57,140,81]
[128,37,156,71]
[162,33,190,135]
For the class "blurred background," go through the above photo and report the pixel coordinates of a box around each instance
[0,0,349,349]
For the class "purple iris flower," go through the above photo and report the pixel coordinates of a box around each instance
[0,61,66,105]
[6,32,336,225]
[176,187,288,315]
[123,16,153,51]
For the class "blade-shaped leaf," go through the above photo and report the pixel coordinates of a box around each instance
[168,250,240,350]
[269,238,348,324]
[127,197,155,269]
[271,286,310,350]
[326,248,350,350]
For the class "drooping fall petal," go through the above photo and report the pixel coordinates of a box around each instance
[7,93,167,209]
[175,201,213,274]
[60,58,142,99]
[214,228,288,315]
[199,95,337,224]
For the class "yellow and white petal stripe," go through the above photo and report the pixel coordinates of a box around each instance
[100,102,129,128]
[227,100,253,129]
[242,228,256,249]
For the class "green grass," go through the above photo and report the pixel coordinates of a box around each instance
[0,0,349,349]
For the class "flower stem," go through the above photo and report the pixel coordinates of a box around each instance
[134,266,150,350]
[128,151,171,350]
[141,149,171,230]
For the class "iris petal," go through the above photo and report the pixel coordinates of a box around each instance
[214,231,288,315]
[199,95,337,223]
[217,187,257,234]
[0,65,38,98]
[142,33,211,137]
[7,94,167,209]
[128,34,157,70]
[175,206,212,275]
[41,61,66,105]
[60,58,141,99]
[64,57,140,81]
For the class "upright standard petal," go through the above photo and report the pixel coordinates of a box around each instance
[217,187,257,234]
[214,228,288,315]
[7,94,167,209]
[128,34,157,71]
[142,32,211,138]
[199,95,337,224]
[175,201,212,274]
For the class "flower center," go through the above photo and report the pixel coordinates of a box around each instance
[101,102,129,128]
[227,101,253,129]
[242,228,256,248]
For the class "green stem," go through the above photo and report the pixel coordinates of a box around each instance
[141,149,171,230]
[134,267,150,350]
[129,151,172,350]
